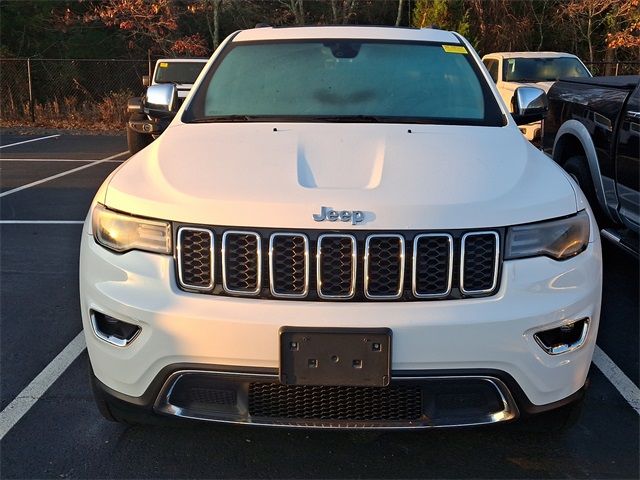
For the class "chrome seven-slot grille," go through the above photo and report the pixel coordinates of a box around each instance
[176,226,501,301]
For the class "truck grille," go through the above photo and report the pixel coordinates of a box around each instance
[269,233,309,298]
[461,232,499,294]
[222,231,261,295]
[317,234,356,298]
[175,226,501,301]
[412,234,453,297]
[177,228,214,290]
[365,235,405,299]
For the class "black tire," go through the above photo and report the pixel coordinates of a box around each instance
[563,155,610,227]
[126,113,153,155]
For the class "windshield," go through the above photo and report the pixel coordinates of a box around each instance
[503,57,590,82]
[184,40,504,126]
[154,61,206,84]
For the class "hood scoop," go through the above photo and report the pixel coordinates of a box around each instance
[296,135,385,189]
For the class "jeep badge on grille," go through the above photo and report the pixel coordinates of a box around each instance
[313,206,364,225]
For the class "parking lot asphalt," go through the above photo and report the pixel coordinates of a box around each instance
[0,132,638,479]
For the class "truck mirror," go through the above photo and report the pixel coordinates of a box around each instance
[142,75,150,87]
[144,84,178,118]
[512,86,548,125]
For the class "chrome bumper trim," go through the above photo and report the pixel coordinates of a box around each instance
[153,369,519,429]
[89,311,141,348]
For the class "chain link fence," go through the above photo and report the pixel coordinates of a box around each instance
[1,58,638,130]
[0,58,150,129]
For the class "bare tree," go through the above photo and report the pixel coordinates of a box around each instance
[202,0,224,50]
[529,0,549,51]
[330,0,357,24]
[564,0,618,63]
[395,0,404,26]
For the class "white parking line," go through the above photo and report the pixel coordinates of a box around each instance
[0,134,60,150]
[0,151,127,198]
[593,346,640,414]
[0,332,86,441]
[0,220,84,224]
[0,158,124,163]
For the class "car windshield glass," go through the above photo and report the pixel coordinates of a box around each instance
[154,62,205,84]
[503,57,590,82]
[185,40,504,126]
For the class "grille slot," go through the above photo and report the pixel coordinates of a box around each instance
[461,232,499,294]
[365,234,405,299]
[317,234,357,299]
[412,234,453,298]
[269,233,309,298]
[222,231,262,295]
[177,227,214,290]
[248,383,423,421]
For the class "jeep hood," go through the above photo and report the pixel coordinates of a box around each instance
[105,123,577,229]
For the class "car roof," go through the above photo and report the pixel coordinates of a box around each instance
[233,26,461,44]
[483,52,579,59]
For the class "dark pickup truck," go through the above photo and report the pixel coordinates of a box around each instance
[543,75,640,257]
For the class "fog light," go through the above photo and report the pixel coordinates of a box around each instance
[534,318,589,355]
[90,310,141,347]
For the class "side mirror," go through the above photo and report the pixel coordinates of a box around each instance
[511,86,548,125]
[142,75,150,87]
[144,84,178,118]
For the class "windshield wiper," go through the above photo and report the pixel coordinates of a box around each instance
[310,115,383,123]
[190,114,389,123]
[191,115,256,123]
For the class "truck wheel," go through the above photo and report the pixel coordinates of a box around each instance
[564,155,609,227]
[127,113,152,155]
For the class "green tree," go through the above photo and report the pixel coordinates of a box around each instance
[0,0,125,58]
[412,0,470,39]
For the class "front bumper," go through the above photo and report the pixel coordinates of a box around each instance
[80,223,602,424]
[92,364,590,429]
[128,116,169,135]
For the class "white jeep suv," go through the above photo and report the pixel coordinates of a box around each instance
[81,26,602,429]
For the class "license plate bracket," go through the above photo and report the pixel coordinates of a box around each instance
[279,327,391,387]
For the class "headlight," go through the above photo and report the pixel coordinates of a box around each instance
[92,204,171,254]
[505,210,590,261]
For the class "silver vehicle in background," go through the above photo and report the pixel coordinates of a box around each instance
[126,58,208,153]
[482,52,591,142]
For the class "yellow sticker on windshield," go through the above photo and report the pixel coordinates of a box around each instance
[442,45,468,54]
[159,62,168,68]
